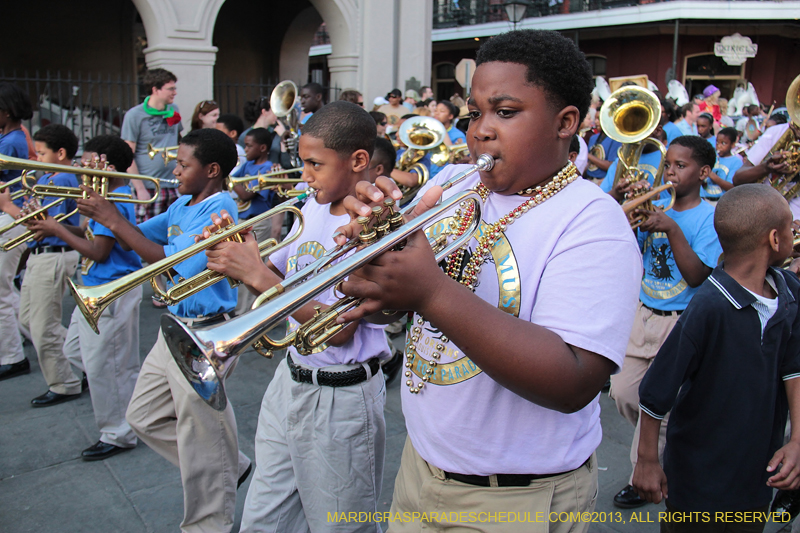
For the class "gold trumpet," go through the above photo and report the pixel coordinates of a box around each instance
[162,154,495,411]
[147,143,179,166]
[227,166,305,197]
[762,74,800,199]
[68,191,312,334]
[0,171,37,202]
[621,182,676,229]
[0,154,162,204]
[1,197,79,251]
[599,85,667,189]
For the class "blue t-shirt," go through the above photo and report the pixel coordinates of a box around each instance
[231,160,277,219]
[82,185,142,286]
[701,154,743,200]
[705,135,716,148]
[663,122,682,146]
[638,199,721,311]
[601,149,669,200]
[584,132,622,180]
[447,126,466,145]
[29,173,80,248]
[0,129,30,208]
[396,148,443,186]
[676,121,698,137]
[139,192,238,318]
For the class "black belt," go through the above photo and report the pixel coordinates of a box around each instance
[643,303,683,317]
[173,312,235,327]
[287,356,380,387]
[444,458,589,487]
[31,245,73,255]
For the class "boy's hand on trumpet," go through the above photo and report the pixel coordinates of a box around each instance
[76,185,123,230]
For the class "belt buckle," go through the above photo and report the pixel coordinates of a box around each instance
[288,359,301,382]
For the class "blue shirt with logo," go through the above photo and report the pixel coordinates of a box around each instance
[638,199,721,311]
[139,192,238,318]
[28,172,80,248]
[231,160,277,219]
[82,185,142,286]
[584,132,622,180]
[701,154,743,200]
[0,129,30,208]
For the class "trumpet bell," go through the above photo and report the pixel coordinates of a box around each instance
[599,85,661,145]
[398,116,446,151]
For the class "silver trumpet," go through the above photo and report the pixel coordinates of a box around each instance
[162,154,494,410]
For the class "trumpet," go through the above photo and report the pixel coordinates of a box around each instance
[0,171,37,202]
[599,85,666,189]
[68,192,312,334]
[621,182,676,229]
[162,154,495,411]
[0,154,162,204]
[227,166,305,197]
[147,143,179,166]
[1,197,79,251]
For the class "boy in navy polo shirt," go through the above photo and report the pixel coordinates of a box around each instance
[634,184,800,529]
[29,135,143,461]
[77,128,250,533]
[701,127,743,202]
[610,135,722,508]
[0,124,84,406]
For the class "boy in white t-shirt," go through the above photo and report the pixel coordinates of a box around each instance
[202,101,391,532]
[333,30,642,532]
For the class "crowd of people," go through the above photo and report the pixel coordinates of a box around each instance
[1,27,800,533]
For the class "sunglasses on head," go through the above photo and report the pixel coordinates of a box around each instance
[199,100,217,110]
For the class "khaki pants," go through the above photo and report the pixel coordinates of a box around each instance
[387,437,597,533]
[609,302,679,483]
[63,285,142,447]
[20,249,81,394]
[0,215,25,366]
[126,328,250,533]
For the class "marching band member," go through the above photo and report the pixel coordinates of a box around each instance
[0,82,33,381]
[32,136,143,460]
[333,30,642,531]
[0,124,82,405]
[76,128,250,533]
[202,101,391,532]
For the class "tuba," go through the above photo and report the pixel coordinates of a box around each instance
[162,154,495,411]
[270,81,302,168]
[395,116,448,203]
[762,74,800,199]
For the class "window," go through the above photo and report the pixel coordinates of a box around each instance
[433,62,457,101]
[585,55,606,78]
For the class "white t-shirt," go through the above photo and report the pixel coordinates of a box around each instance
[745,274,779,336]
[402,165,642,475]
[268,199,391,367]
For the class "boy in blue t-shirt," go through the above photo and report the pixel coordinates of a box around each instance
[601,120,668,202]
[229,127,278,314]
[701,127,743,202]
[0,82,34,381]
[0,125,84,405]
[28,136,144,461]
[609,135,722,509]
[76,128,250,533]
[585,126,622,184]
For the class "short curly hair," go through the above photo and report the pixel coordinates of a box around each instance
[670,135,716,168]
[33,124,79,159]
[303,101,376,159]
[476,30,593,122]
[180,128,239,178]
[84,135,134,172]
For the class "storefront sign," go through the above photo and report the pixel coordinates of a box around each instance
[714,33,758,66]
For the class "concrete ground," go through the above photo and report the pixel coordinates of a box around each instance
[1,284,795,532]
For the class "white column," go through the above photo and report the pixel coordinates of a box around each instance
[133,0,225,130]
[311,0,360,99]
[361,0,397,104]
[397,0,433,91]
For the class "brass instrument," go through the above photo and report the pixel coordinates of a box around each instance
[270,81,301,168]
[147,143,179,166]
[0,154,162,204]
[395,116,447,203]
[1,197,79,251]
[762,74,800,199]
[162,154,495,410]
[0,171,37,202]
[599,85,667,190]
[227,166,305,197]
[68,192,313,334]
[621,182,676,229]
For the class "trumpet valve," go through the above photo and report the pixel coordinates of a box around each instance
[373,205,391,237]
[384,198,404,231]
[357,216,377,244]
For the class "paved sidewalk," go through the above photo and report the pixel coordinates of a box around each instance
[1,285,794,532]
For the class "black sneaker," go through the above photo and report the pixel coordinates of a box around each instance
[771,489,800,520]
[613,484,647,509]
